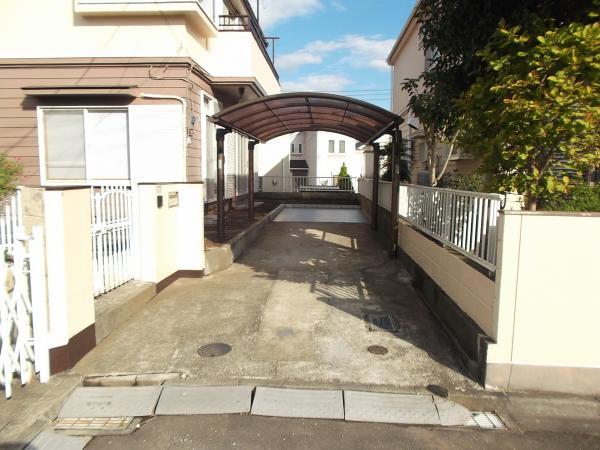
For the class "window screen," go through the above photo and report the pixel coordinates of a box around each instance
[339,140,345,153]
[44,110,86,180]
[328,140,335,153]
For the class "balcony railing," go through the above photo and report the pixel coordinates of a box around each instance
[259,176,357,193]
[218,14,250,31]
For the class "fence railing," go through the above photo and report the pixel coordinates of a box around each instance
[258,176,357,193]
[0,190,49,398]
[0,190,21,257]
[358,179,504,271]
[91,185,135,297]
[399,184,502,271]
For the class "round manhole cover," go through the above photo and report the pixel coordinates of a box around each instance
[197,343,231,357]
[367,345,388,355]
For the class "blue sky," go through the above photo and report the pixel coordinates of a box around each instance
[251,0,417,109]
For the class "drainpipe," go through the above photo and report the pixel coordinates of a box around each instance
[139,93,189,181]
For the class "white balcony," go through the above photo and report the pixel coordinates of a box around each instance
[74,0,218,37]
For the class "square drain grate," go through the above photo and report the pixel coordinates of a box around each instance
[466,411,506,429]
[55,417,134,432]
[365,313,399,332]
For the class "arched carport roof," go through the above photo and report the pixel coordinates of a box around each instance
[212,92,401,144]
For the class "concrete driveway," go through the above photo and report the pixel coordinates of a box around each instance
[73,219,479,393]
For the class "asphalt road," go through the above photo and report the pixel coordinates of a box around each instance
[87,415,600,450]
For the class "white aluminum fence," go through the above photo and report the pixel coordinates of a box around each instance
[398,184,503,271]
[0,191,21,257]
[0,189,49,398]
[91,185,134,297]
[258,176,357,193]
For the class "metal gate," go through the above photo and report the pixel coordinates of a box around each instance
[0,191,49,398]
[91,185,134,297]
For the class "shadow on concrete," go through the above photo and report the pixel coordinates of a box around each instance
[234,220,475,385]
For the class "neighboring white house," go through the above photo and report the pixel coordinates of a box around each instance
[257,131,364,190]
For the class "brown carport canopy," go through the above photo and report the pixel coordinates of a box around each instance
[211,92,403,253]
[212,92,401,144]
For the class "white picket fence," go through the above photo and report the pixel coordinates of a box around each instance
[0,190,49,399]
[91,185,135,297]
[398,184,502,271]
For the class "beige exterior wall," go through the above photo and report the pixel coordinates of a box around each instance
[0,0,279,95]
[43,188,95,346]
[487,211,600,393]
[398,220,497,337]
[137,183,205,283]
[390,19,423,125]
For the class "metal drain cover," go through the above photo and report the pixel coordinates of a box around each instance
[55,417,134,432]
[367,345,388,355]
[197,343,231,357]
[366,313,399,332]
[466,411,506,429]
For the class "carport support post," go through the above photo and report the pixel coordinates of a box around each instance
[248,140,256,222]
[390,127,402,258]
[216,128,231,241]
[371,143,380,230]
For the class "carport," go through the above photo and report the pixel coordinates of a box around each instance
[211,92,403,254]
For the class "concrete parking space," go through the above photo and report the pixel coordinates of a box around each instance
[73,219,479,393]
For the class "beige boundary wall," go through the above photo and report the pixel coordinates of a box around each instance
[24,182,205,373]
[359,178,600,394]
[398,221,497,338]
[137,183,205,285]
[487,211,600,395]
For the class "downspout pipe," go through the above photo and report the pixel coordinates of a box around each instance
[139,93,189,181]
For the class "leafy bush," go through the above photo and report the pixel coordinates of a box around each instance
[0,153,22,199]
[438,173,487,192]
[542,184,600,211]
[338,163,353,190]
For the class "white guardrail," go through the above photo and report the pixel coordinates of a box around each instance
[258,176,357,193]
[358,179,503,271]
[398,184,502,272]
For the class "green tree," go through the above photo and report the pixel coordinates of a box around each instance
[337,163,352,191]
[459,18,600,210]
[0,153,22,199]
[402,0,592,186]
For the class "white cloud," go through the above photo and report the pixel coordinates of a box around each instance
[277,35,395,72]
[252,0,324,29]
[330,0,347,11]
[277,52,323,70]
[282,74,352,92]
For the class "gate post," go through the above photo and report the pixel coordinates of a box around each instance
[390,127,402,258]
[216,128,231,241]
[371,143,380,230]
[248,140,256,222]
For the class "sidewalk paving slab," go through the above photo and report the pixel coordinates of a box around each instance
[58,386,163,418]
[25,431,91,450]
[155,385,252,415]
[344,391,440,425]
[251,386,344,420]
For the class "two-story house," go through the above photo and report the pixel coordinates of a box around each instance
[0,0,279,206]
[257,131,364,191]
[386,1,478,184]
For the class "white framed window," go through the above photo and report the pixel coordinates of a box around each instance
[298,143,303,154]
[290,143,295,154]
[339,140,345,153]
[328,140,335,153]
[39,107,130,184]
